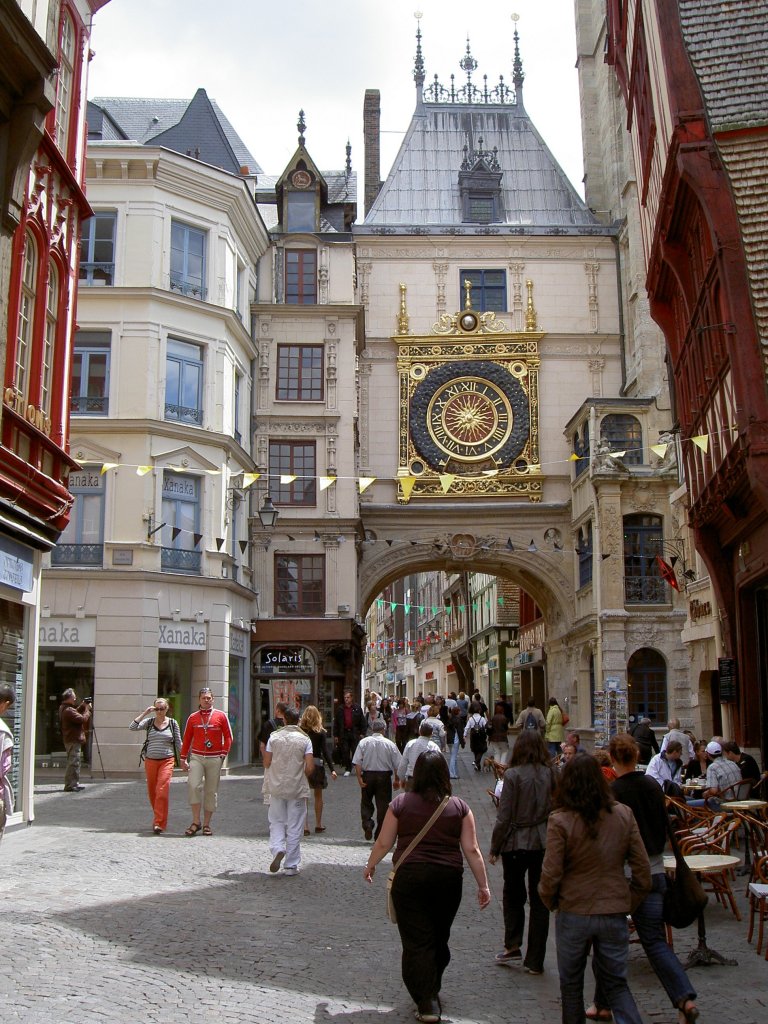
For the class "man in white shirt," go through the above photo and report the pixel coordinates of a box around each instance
[352,720,401,839]
[687,740,744,808]
[645,740,684,792]
[397,721,440,790]
[660,718,695,766]
[263,707,314,875]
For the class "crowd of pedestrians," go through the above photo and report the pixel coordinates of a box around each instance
[28,682,764,1024]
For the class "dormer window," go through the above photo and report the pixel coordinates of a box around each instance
[458,137,503,224]
[285,166,319,232]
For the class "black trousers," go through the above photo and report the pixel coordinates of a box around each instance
[337,730,359,771]
[391,862,463,1005]
[360,771,392,838]
[501,848,549,971]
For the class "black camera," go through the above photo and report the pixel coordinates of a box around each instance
[83,697,93,704]
[204,739,212,749]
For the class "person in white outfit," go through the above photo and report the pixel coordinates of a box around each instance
[398,721,440,790]
[263,707,314,875]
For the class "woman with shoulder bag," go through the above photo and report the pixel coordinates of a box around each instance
[130,697,182,834]
[300,705,336,833]
[364,750,490,1023]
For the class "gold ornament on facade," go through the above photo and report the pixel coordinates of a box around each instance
[396,282,410,335]
[525,279,539,332]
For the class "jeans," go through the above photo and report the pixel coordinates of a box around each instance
[556,910,643,1024]
[548,742,561,760]
[501,849,549,970]
[448,736,460,778]
[391,862,463,1006]
[593,874,695,1011]
[360,771,392,838]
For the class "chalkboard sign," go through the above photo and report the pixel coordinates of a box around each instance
[717,657,738,703]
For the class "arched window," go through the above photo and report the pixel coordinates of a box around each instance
[15,231,38,397]
[41,262,59,413]
[601,413,643,465]
[623,513,664,603]
[627,647,667,723]
[54,11,76,156]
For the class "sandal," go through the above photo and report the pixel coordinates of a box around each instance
[315,826,326,832]
[202,825,213,836]
[184,822,202,836]
[677,1001,699,1024]
[585,1008,612,1022]
[304,828,311,836]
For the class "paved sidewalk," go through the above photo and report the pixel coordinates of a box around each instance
[1,749,765,1023]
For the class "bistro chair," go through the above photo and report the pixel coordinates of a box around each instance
[746,854,768,958]
[679,818,742,920]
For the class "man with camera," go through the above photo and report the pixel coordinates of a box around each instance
[179,687,232,836]
[59,689,92,792]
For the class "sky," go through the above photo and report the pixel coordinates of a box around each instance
[87,0,586,202]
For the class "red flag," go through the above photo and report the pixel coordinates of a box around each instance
[656,555,680,591]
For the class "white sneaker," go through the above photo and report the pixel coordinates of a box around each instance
[343,770,351,777]
[283,866,299,876]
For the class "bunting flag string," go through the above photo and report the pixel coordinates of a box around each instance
[81,422,736,496]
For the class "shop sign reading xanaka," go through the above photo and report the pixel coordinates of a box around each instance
[159,621,208,651]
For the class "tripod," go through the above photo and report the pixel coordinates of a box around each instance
[86,702,107,779]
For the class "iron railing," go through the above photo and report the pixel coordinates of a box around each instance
[51,543,104,566]
[161,547,201,574]
[624,576,666,604]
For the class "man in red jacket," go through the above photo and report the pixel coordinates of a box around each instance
[180,687,232,836]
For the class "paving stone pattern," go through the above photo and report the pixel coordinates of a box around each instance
[2,750,766,1023]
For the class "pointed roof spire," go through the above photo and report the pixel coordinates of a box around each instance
[512,14,525,107]
[413,11,425,101]
[345,138,352,176]
[297,109,306,147]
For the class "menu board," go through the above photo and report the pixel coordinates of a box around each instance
[717,657,738,703]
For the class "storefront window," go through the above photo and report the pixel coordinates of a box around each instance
[158,650,193,726]
[228,655,244,764]
[0,599,25,807]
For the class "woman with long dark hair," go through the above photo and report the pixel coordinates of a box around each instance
[489,729,556,973]
[364,750,490,1023]
[538,754,650,1024]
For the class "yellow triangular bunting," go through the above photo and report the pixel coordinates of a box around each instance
[100,463,119,474]
[319,476,336,491]
[242,472,260,488]
[691,434,709,453]
[136,466,152,476]
[358,477,376,493]
[650,443,668,458]
[280,474,297,484]
[439,474,455,494]
[528,463,541,474]
[569,452,580,461]
[400,476,416,501]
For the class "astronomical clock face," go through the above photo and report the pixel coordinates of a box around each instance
[410,360,530,470]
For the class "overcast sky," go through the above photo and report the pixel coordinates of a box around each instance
[88,0,585,202]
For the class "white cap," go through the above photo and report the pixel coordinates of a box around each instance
[706,740,722,757]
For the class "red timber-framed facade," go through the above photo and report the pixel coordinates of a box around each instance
[606,0,768,760]
[1,0,110,827]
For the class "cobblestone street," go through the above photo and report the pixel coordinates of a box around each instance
[2,750,765,1023]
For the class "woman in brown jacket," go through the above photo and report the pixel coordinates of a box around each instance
[538,754,651,1024]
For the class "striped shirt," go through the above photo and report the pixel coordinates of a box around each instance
[130,717,182,760]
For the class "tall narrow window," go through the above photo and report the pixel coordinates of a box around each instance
[170,221,206,299]
[459,269,506,312]
[233,372,242,445]
[52,467,104,566]
[269,441,316,505]
[54,11,76,156]
[602,414,643,465]
[627,648,668,723]
[285,250,317,304]
[15,232,38,399]
[573,421,590,478]
[79,212,116,286]
[41,263,58,413]
[165,338,203,425]
[623,514,664,604]
[276,345,323,400]
[71,331,110,415]
[161,473,201,574]
[578,522,593,589]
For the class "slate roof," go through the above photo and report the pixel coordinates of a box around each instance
[89,90,262,175]
[362,100,601,233]
[678,0,768,133]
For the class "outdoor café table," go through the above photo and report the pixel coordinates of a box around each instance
[663,853,740,968]
[721,800,768,875]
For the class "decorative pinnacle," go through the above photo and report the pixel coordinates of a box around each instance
[525,279,538,332]
[460,36,478,85]
[345,139,352,175]
[397,282,410,335]
[413,12,425,89]
[512,14,525,99]
[464,278,473,310]
[297,110,306,146]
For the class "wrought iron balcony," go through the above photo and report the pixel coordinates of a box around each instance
[624,576,667,604]
[70,394,108,415]
[79,262,115,286]
[51,543,104,567]
[170,274,207,300]
[161,547,202,574]
[164,403,203,425]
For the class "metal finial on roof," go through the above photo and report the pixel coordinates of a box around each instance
[459,36,478,90]
[297,110,306,146]
[512,14,525,105]
[345,138,352,176]
[413,12,425,90]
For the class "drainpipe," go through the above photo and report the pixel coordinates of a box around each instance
[612,232,628,394]
[589,404,605,699]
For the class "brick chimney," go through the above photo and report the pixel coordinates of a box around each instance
[363,89,381,217]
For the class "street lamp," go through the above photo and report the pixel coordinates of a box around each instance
[258,495,279,528]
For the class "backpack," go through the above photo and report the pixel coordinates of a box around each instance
[470,715,485,737]
[525,711,538,730]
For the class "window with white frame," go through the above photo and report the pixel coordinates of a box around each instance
[71,331,110,415]
[53,467,104,566]
[80,212,116,286]
[170,220,206,299]
[41,263,58,413]
[165,338,203,425]
[160,472,201,574]
[14,231,37,399]
[54,11,76,156]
